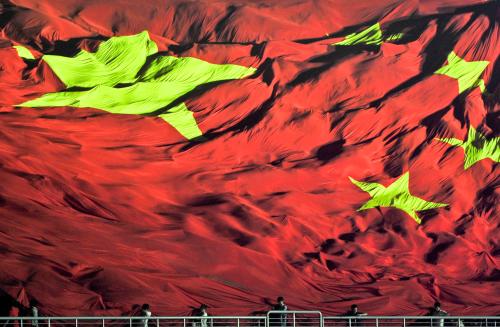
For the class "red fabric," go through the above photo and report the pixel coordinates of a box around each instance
[8,306,20,327]
[0,0,499,317]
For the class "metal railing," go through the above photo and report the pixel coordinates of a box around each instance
[0,314,498,327]
[324,316,499,327]
[0,317,266,327]
[266,311,323,327]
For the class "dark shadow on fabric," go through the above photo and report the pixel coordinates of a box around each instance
[0,1,20,29]
[424,237,455,264]
[286,45,379,88]
[485,110,499,135]
[304,252,321,261]
[325,260,339,271]
[269,157,285,167]
[214,5,238,38]
[250,42,266,58]
[339,233,356,242]
[451,96,469,127]
[261,58,275,85]
[486,55,500,96]
[320,238,336,252]
[419,107,449,137]
[454,214,473,236]
[168,43,194,54]
[188,194,228,207]
[474,182,499,216]
[315,139,345,163]
[49,36,107,57]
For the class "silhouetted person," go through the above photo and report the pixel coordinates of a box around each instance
[270,297,287,327]
[344,305,367,327]
[426,302,448,327]
[29,299,39,327]
[141,304,152,327]
[192,304,211,327]
[427,302,448,316]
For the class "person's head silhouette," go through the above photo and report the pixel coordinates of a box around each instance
[200,304,208,314]
[351,304,358,314]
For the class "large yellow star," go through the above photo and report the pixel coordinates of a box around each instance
[434,51,489,94]
[349,172,448,224]
[16,32,256,140]
[437,126,499,169]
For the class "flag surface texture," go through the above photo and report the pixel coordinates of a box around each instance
[0,0,499,316]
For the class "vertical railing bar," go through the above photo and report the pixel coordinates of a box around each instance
[48,318,51,327]
[75,318,78,327]
[103,319,105,327]
[183,318,186,327]
[130,318,132,327]
[293,313,296,327]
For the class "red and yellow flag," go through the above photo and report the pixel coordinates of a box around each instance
[0,0,498,317]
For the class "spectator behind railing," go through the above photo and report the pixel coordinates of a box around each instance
[191,304,211,327]
[140,304,152,327]
[29,299,39,327]
[426,302,449,327]
[342,304,368,327]
[269,296,288,327]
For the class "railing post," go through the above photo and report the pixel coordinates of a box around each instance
[48,318,51,327]
[403,318,406,327]
[376,318,379,327]
[76,318,78,327]
[103,319,105,327]
[348,318,351,327]
[237,318,240,327]
[183,318,186,327]
[130,318,133,327]
[157,318,160,327]
[293,313,296,327]
[20,319,23,327]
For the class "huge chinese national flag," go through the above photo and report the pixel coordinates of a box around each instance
[0,0,498,317]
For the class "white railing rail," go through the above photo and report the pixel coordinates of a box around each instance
[0,316,267,327]
[266,311,323,327]
[324,316,499,327]
[0,314,498,327]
